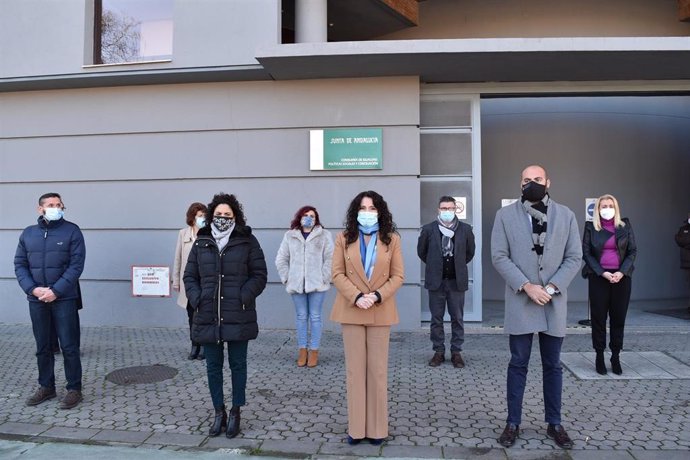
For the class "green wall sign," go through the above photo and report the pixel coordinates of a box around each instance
[310,128,382,170]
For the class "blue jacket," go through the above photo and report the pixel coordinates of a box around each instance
[14,217,86,302]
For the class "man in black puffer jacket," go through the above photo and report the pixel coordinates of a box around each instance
[14,193,85,410]
[184,193,267,439]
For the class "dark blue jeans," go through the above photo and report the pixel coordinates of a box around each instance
[29,299,82,391]
[204,341,248,409]
[507,332,563,426]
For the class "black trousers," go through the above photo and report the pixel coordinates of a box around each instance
[186,302,197,345]
[588,274,632,352]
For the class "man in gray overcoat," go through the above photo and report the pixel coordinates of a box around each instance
[491,165,582,450]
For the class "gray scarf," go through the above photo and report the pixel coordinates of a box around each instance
[211,222,235,252]
[437,216,459,257]
[522,194,550,255]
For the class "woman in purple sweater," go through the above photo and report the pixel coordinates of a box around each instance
[582,194,637,375]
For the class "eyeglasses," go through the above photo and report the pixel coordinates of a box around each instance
[439,207,456,211]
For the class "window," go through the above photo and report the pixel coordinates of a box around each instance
[94,0,173,64]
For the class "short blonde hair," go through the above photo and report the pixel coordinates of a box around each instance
[593,194,625,231]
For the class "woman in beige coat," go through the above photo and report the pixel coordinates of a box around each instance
[330,190,404,446]
[173,201,207,360]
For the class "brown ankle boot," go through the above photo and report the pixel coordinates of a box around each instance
[307,349,319,367]
[297,348,308,367]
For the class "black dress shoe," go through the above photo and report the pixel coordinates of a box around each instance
[208,405,226,436]
[498,423,519,447]
[368,437,384,445]
[428,352,445,367]
[226,406,241,438]
[188,344,199,360]
[547,424,573,449]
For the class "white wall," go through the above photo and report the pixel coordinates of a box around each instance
[0,0,280,78]
[0,76,423,330]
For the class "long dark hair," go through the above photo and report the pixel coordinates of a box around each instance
[343,190,396,246]
[206,193,246,226]
[290,205,323,230]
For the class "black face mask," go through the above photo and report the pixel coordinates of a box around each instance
[212,216,234,232]
[522,181,547,202]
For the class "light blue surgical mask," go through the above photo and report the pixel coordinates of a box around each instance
[300,216,315,228]
[44,208,64,221]
[195,216,206,228]
[439,210,455,223]
[357,211,378,227]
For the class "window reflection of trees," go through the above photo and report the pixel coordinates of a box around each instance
[100,9,141,64]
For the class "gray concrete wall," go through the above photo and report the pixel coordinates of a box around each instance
[379,0,690,39]
[0,0,280,78]
[481,96,690,303]
[0,76,423,330]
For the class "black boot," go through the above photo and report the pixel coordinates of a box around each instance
[197,347,205,360]
[188,344,200,360]
[209,405,227,436]
[226,406,241,438]
[595,351,607,375]
[610,350,622,375]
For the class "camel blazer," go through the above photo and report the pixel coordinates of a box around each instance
[173,225,196,308]
[330,232,404,326]
[491,199,582,337]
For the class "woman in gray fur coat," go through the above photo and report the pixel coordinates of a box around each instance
[275,206,334,367]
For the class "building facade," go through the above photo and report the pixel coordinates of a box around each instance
[2,0,690,330]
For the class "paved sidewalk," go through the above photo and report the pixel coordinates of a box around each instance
[0,323,689,459]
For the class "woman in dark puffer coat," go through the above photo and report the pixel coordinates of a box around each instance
[184,193,267,438]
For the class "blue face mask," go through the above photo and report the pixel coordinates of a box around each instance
[195,216,206,228]
[439,210,455,223]
[357,211,378,227]
[44,208,64,221]
[300,216,315,228]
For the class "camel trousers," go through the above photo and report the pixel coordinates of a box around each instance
[341,324,391,439]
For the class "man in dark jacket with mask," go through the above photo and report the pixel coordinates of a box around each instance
[14,193,85,409]
[675,213,690,312]
[417,196,475,368]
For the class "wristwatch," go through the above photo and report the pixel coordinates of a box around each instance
[545,285,556,295]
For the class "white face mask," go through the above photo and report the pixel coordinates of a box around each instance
[44,208,64,221]
[599,208,615,220]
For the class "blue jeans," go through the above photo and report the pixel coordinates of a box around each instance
[507,332,563,426]
[204,341,248,409]
[29,299,82,391]
[292,291,325,349]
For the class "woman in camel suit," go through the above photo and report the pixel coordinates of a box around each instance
[330,190,404,446]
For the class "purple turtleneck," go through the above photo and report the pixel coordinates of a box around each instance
[599,218,620,270]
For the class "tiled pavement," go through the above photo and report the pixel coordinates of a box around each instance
[0,323,689,459]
